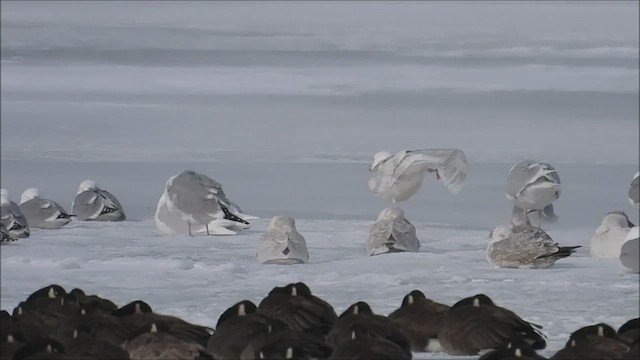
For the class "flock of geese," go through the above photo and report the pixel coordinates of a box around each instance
[1,283,638,360]
[1,149,638,272]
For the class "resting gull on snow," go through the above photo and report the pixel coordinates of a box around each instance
[1,223,19,244]
[366,207,420,256]
[19,188,72,229]
[155,170,255,236]
[590,211,634,259]
[630,171,639,210]
[0,189,30,238]
[620,226,639,273]
[506,160,561,225]
[72,180,126,221]
[487,206,580,269]
[257,216,309,264]
[368,149,468,203]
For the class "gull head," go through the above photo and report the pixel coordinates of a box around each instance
[77,180,97,194]
[602,211,633,228]
[20,188,41,204]
[489,225,511,242]
[377,207,405,221]
[268,216,296,232]
[370,151,393,171]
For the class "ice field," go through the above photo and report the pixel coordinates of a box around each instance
[1,1,639,358]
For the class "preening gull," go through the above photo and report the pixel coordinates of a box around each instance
[19,188,72,229]
[256,216,309,264]
[590,211,635,259]
[155,170,255,236]
[366,207,420,256]
[72,180,126,221]
[0,188,30,238]
[1,223,19,244]
[506,160,561,225]
[630,171,639,210]
[487,206,580,269]
[368,149,468,203]
[620,226,639,273]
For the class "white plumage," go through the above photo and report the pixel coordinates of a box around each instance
[366,207,420,256]
[368,149,468,203]
[256,216,309,264]
[155,170,255,236]
[590,211,634,259]
[505,160,561,224]
[620,226,639,273]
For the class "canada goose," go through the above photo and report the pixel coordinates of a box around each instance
[549,323,629,360]
[68,288,118,315]
[240,326,332,360]
[1,331,28,360]
[207,300,287,360]
[326,301,410,353]
[479,339,547,360]
[124,322,214,360]
[112,300,212,348]
[11,338,66,360]
[618,318,639,344]
[387,290,450,352]
[438,294,546,355]
[329,323,412,360]
[257,283,337,336]
[62,325,131,359]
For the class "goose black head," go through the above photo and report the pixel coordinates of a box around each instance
[215,300,257,328]
[12,338,65,360]
[111,300,152,317]
[25,284,67,302]
[402,290,426,307]
[340,301,373,318]
[451,294,495,309]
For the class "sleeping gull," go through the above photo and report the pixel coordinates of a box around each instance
[487,206,580,268]
[72,180,126,221]
[156,170,253,236]
[257,216,309,264]
[590,211,635,259]
[630,171,639,210]
[620,226,639,273]
[19,188,72,229]
[366,207,420,256]
[0,188,30,238]
[506,160,561,225]
[368,149,468,203]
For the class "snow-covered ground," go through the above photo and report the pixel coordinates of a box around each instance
[1,1,639,358]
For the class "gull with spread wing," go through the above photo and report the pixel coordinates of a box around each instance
[368,149,468,204]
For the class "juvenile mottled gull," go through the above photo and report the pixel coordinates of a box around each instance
[506,160,561,225]
[590,211,635,259]
[19,188,72,229]
[368,149,468,203]
[156,170,252,236]
[366,207,420,256]
[487,206,580,269]
[257,216,309,264]
[0,189,30,238]
[72,180,126,221]
[630,171,639,210]
[620,226,639,273]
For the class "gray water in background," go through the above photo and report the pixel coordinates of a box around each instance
[1,159,636,230]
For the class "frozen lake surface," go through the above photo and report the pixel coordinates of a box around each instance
[1,1,638,358]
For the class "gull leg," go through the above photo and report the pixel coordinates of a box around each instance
[537,210,543,228]
[188,222,193,237]
[206,224,211,236]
